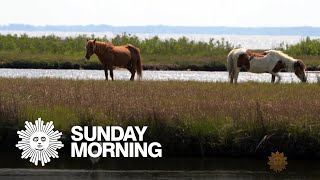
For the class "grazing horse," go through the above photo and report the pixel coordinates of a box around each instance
[227,48,307,84]
[85,39,142,81]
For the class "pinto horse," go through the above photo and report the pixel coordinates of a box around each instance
[85,39,142,81]
[227,48,307,84]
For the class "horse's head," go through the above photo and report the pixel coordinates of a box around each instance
[85,39,96,60]
[294,60,307,83]
[266,50,307,83]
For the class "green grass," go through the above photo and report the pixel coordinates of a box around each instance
[0,34,318,69]
[1,78,320,158]
[280,37,320,56]
[0,34,231,69]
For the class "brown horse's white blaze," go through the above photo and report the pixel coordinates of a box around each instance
[85,39,142,81]
[227,48,307,84]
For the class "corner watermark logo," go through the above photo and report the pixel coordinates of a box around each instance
[16,118,64,166]
[267,151,288,172]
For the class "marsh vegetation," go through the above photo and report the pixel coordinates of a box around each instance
[1,78,319,158]
[0,34,319,70]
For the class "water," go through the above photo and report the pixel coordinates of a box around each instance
[1,154,320,180]
[0,68,319,83]
[0,169,309,180]
[1,31,319,49]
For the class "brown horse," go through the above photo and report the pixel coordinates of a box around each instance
[85,39,142,81]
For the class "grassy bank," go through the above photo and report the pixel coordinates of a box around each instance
[0,78,320,158]
[0,34,319,70]
[0,34,230,70]
[0,52,227,71]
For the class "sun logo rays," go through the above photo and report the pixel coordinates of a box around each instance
[16,118,64,166]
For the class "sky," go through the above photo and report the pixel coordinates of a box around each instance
[1,0,319,27]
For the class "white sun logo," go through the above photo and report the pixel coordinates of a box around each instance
[16,118,64,166]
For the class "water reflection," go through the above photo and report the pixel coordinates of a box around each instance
[0,68,319,83]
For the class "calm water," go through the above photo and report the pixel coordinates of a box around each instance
[0,68,319,83]
[0,169,311,180]
[1,153,320,180]
[1,31,320,49]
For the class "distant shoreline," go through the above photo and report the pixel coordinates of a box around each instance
[1,24,320,36]
[1,30,320,50]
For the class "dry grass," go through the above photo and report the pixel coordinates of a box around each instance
[1,78,320,158]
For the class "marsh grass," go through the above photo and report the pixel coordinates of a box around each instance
[0,78,320,158]
[0,34,319,70]
[0,34,231,69]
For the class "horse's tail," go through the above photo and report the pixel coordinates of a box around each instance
[136,48,143,80]
[127,45,143,80]
[227,50,235,79]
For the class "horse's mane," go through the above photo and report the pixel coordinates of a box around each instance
[266,50,297,63]
[265,50,294,61]
[96,41,114,48]
[265,50,307,71]
[94,41,114,55]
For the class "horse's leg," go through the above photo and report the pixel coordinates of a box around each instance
[271,72,281,83]
[109,67,114,81]
[271,74,276,83]
[104,69,108,80]
[130,69,136,81]
[233,67,241,84]
[230,70,234,84]
[271,60,284,84]
[276,74,282,83]
[128,66,136,81]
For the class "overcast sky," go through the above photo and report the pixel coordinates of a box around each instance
[1,0,319,27]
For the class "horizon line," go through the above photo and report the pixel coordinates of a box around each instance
[1,24,320,28]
